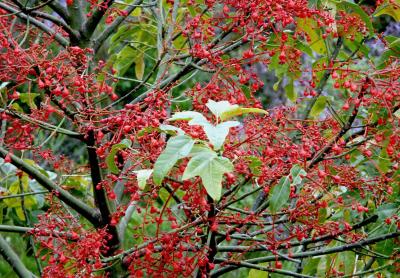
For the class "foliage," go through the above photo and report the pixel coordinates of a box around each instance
[0,0,399,277]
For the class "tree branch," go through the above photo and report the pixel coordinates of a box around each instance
[0,108,83,139]
[212,231,400,277]
[48,1,70,23]
[81,0,114,44]
[0,235,37,278]
[0,146,101,225]
[0,2,69,47]
[86,130,120,254]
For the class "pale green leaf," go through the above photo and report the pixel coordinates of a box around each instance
[394,109,400,119]
[202,121,240,150]
[245,156,262,176]
[133,169,153,189]
[220,107,268,121]
[169,111,209,126]
[248,264,268,278]
[159,124,185,135]
[206,99,239,119]
[153,135,194,185]
[182,153,233,200]
[189,145,215,157]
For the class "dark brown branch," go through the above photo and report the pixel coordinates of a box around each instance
[86,130,120,254]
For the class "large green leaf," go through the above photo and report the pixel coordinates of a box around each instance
[153,135,194,185]
[106,139,132,174]
[182,152,233,200]
[206,100,237,119]
[269,175,291,214]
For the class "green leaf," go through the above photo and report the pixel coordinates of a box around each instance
[182,153,233,200]
[135,53,145,80]
[220,107,268,121]
[296,39,314,57]
[387,36,400,52]
[374,1,400,22]
[159,124,185,135]
[297,17,327,54]
[202,121,240,150]
[309,96,327,118]
[189,145,215,157]
[15,207,26,221]
[206,100,238,119]
[19,93,40,109]
[302,257,321,276]
[106,139,132,174]
[206,99,268,121]
[285,79,297,102]
[269,175,291,214]
[133,169,153,189]
[268,165,305,214]
[169,111,209,126]
[169,110,240,150]
[248,264,268,278]
[153,135,194,185]
[114,46,137,76]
